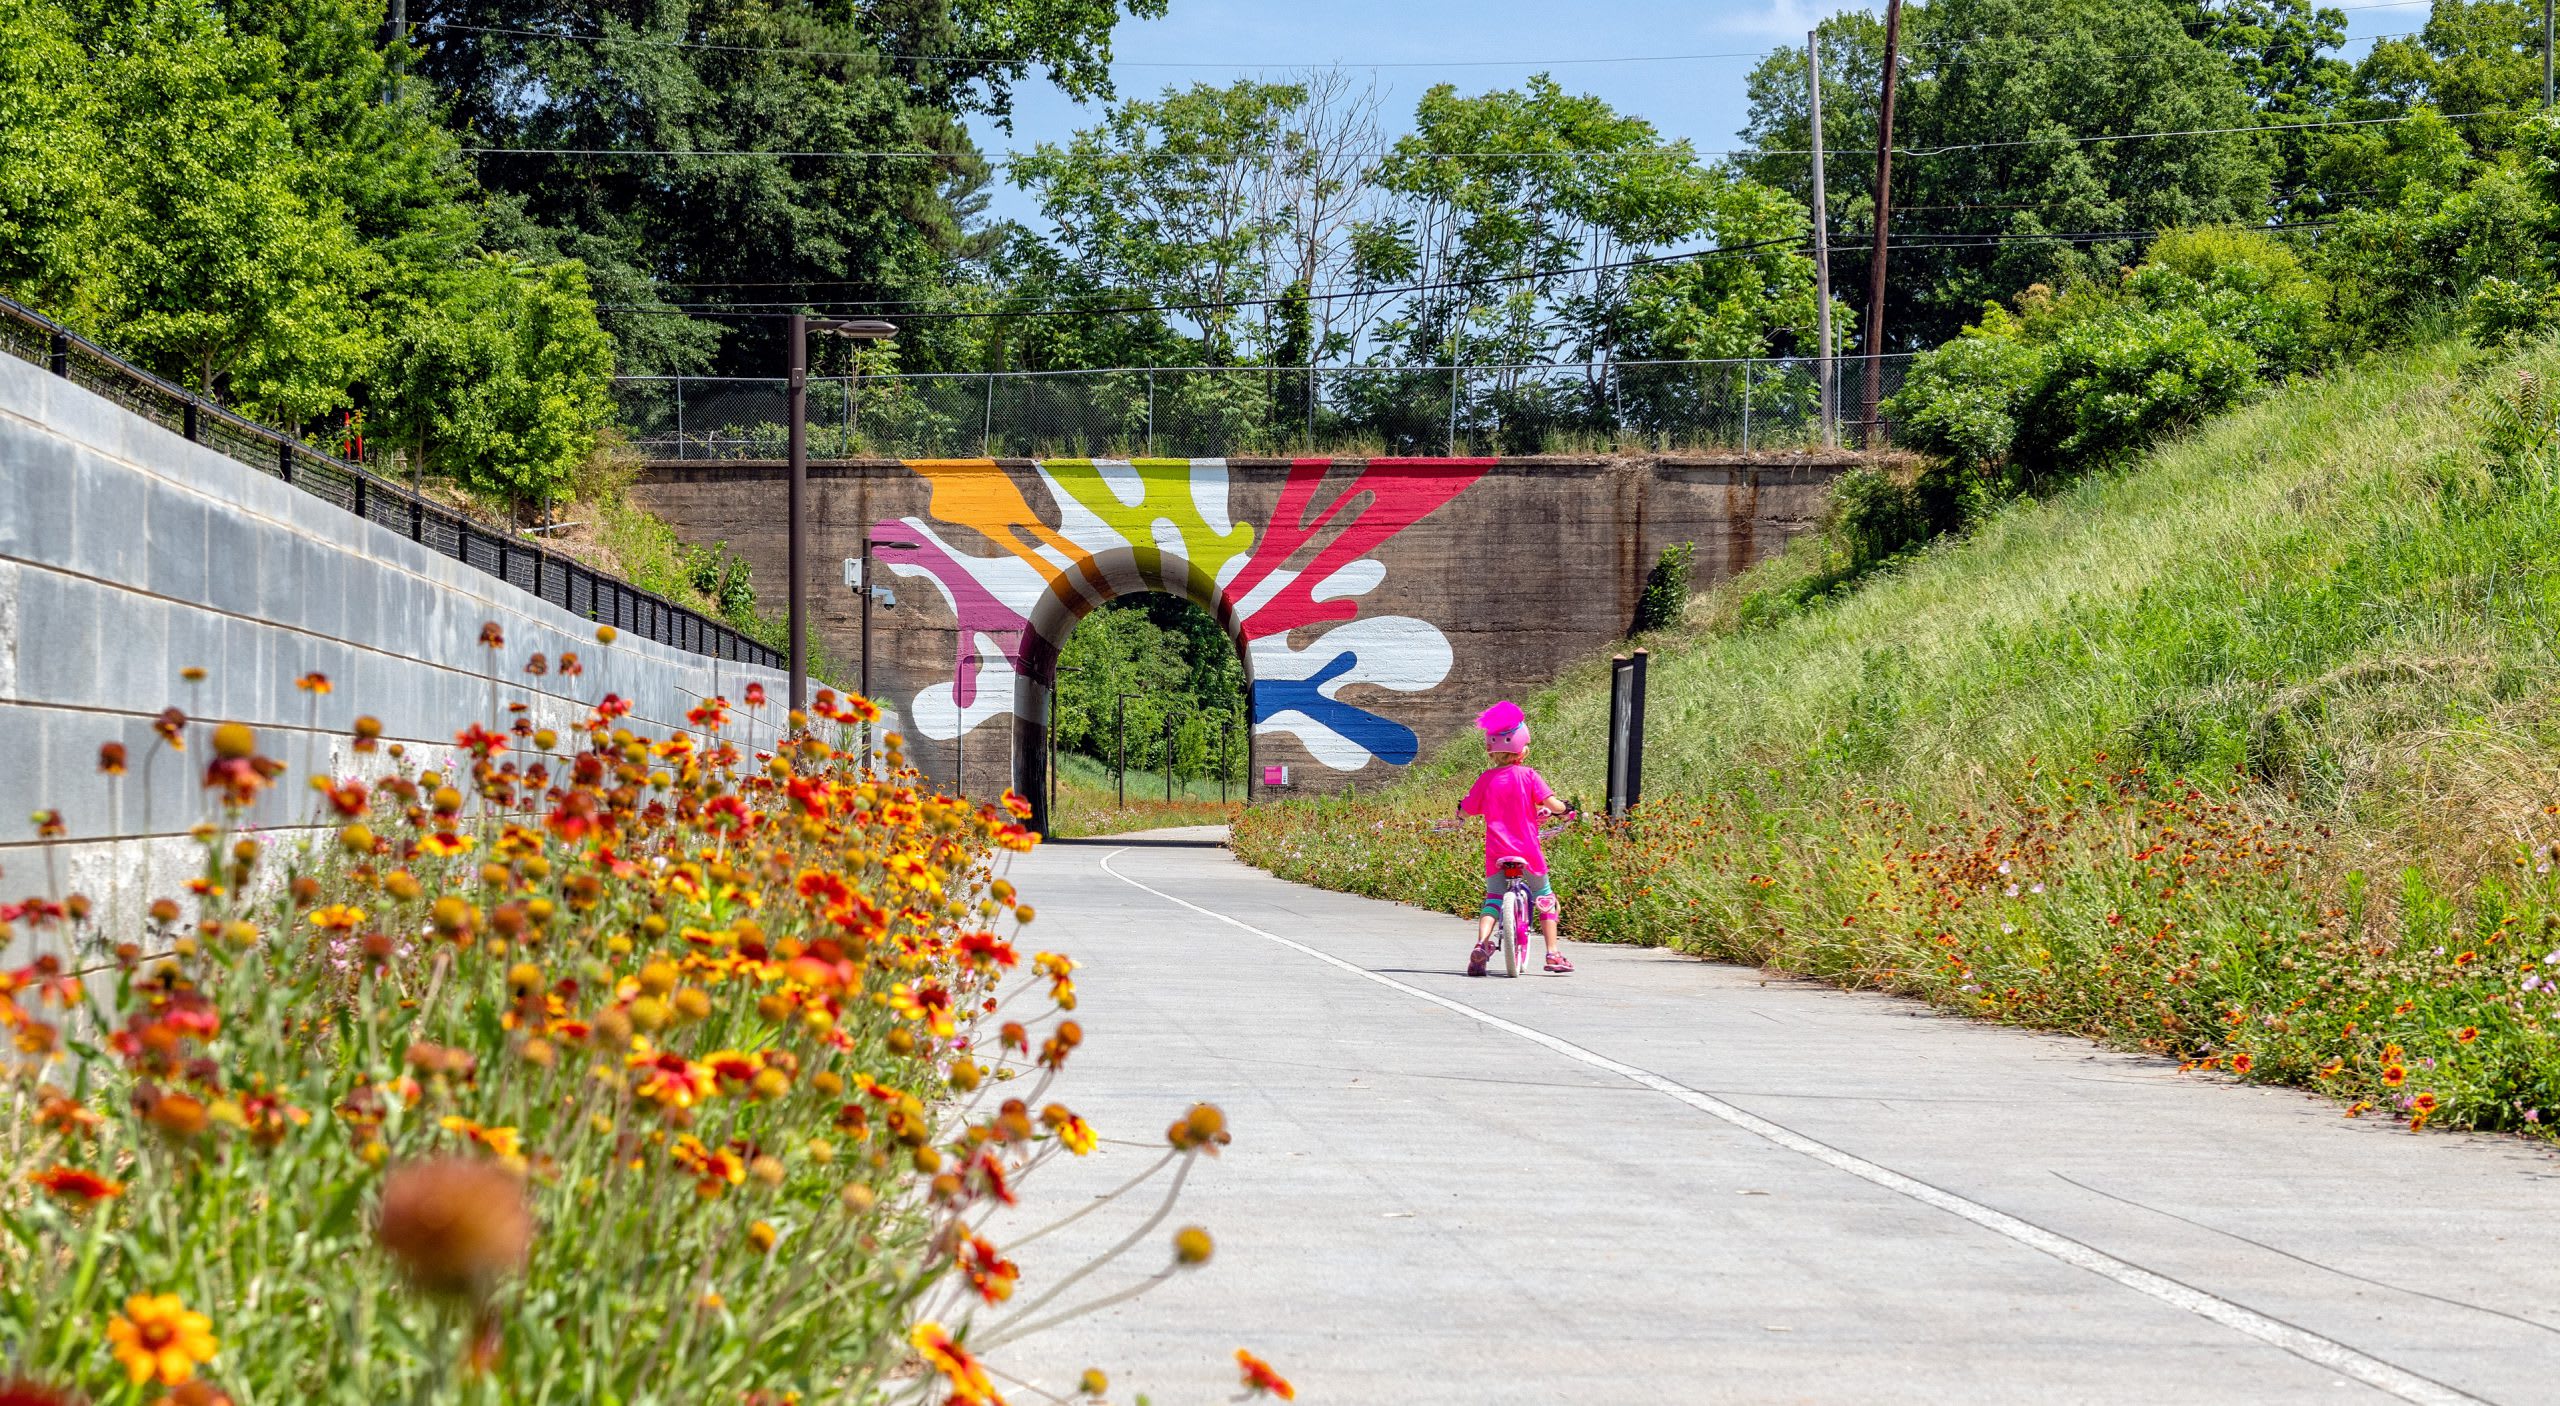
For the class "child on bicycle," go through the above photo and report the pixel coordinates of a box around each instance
[1456,701,1574,976]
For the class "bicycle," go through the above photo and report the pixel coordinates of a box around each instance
[1443,808,1581,978]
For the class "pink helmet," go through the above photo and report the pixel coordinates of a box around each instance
[1478,700,1530,755]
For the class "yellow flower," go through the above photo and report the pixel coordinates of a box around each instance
[307,904,367,932]
[439,1116,527,1170]
[107,1293,218,1385]
[419,831,477,858]
[1057,1113,1098,1156]
[909,1322,1002,1405]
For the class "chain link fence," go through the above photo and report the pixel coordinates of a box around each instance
[616,355,1913,461]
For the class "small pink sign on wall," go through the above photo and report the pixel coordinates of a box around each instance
[1262,765,1289,788]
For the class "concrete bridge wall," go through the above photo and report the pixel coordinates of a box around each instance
[0,353,786,940]
[631,453,1856,812]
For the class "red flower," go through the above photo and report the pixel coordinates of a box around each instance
[961,1236,1018,1303]
[29,1165,123,1204]
[455,724,509,760]
[1236,1349,1294,1399]
[743,682,768,708]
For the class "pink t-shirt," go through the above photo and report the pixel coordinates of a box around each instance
[1460,763,1555,876]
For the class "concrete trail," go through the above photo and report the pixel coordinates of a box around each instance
[984,831,2560,1404]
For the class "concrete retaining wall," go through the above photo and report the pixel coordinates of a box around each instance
[631,453,1856,808]
[0,353,787,941]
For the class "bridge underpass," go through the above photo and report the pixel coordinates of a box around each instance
[632,453,1857,823]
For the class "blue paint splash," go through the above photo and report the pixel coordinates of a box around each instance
[1251,652,1421,766]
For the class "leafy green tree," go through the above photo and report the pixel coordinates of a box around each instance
[2355,0,2547,150]
[2179,0,2355,209]
[1012,80,1309,361]
[412,0,1164,377]
[0,0,105,306]
[76,0,383,421]
[378,255,616,504]
[1739,0,2276,349]
[1052,595,1242,772]
[1370,75,1738,366]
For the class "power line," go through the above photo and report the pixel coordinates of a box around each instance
[596,218,2349,322]
[424,21,1776,68]
[458,105,2484,164]
[427,0,2438,73]
[601,235,1807,316]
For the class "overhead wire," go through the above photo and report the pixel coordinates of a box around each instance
[596,218,2353,320]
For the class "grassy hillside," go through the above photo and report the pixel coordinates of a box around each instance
[1235,340,2560,1135]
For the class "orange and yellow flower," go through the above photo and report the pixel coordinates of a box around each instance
[909,1322,1002,1405]
[107,1294,217,1385]
[306,904,367,933]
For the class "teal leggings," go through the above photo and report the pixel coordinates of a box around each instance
[1480,871,1558,920]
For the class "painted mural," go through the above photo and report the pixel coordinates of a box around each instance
[873,457,1492,772]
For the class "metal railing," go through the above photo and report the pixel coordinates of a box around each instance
[0,294,779,669]
[616,354,1914,462]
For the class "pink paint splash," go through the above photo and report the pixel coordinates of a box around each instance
[872,519,1031,709]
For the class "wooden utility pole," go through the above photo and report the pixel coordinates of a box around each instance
[1862,0,1905,448]
[1808,29,1835,447]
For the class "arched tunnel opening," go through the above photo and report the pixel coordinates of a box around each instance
[1025,592,1251,837]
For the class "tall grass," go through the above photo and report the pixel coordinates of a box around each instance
[1237,339,2560,1135]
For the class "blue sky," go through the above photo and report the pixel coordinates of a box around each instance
[965,0,2438,229]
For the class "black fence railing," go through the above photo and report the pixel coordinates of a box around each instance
[0,293,780,670]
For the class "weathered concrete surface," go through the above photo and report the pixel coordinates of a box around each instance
[0,351,786,939]
[981,837,2559,1404]
[630,454,1851,809]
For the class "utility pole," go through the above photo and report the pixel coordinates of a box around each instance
[1163,713,1175,802]
[790,317,895,719]
[1862,0,1905,449]
[2546,0,2554,108]
[1808,28,1836,448]
[787,313,808,714]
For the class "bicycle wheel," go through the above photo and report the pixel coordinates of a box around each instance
[1500,889,1522,977]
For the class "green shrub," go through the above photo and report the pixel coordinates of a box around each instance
[1632,540,1695,633]
[1885,313,2045,475]
[2016,304,2263,471]
[2461,276,2560,349]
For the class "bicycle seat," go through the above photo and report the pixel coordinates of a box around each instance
[1494,855,1529,876]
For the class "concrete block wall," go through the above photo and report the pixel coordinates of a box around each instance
[0,352,788,938]
[630,453,1854,804]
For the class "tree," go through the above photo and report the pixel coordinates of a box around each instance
[76,0,384,421]
[0,0,104,306]
[2355,0,2547,151]
[411,0,1164,377]
[1369,75,1737,367]
[2178,0,2355,210]
[1011,73,1389,364]
[1738,0,2277,350]
[378,255,617,505]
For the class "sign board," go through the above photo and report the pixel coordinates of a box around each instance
[1261,764,1289,788]
[843,557,862,588]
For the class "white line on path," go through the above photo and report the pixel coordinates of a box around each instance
[1098,850,2489,1406]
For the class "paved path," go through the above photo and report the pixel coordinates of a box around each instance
[984,832,2560,1404]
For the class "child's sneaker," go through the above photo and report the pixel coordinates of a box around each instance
[1467,940,1493,977]
[1544,951,1575,975]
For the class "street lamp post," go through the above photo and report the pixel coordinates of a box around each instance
[787,313,895,718]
